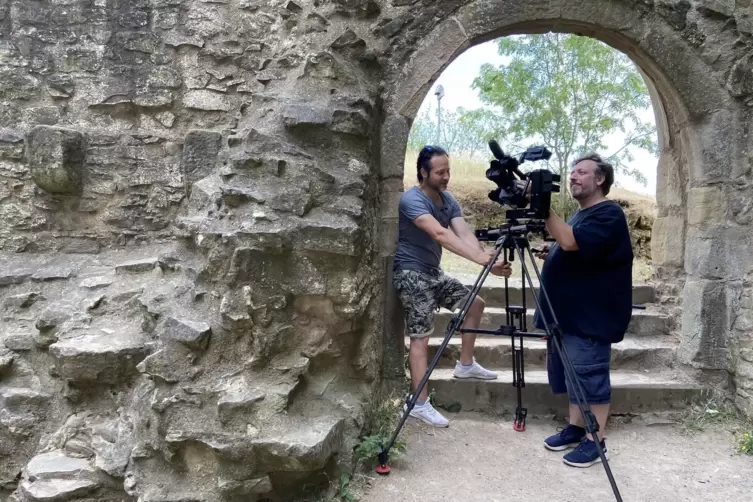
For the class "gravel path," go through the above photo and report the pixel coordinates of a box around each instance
[365,412,752,502]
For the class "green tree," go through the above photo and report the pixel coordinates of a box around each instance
[407,106,490,159]
[470,33,658,215]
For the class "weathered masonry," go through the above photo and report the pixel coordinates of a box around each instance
[0,1,751,500]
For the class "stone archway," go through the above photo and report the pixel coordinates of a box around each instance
[378,0,753,414]
[3,1,753,499]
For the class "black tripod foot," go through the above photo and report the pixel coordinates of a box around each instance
[376,449,391,475]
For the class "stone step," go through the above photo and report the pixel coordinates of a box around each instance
[421,369,705,415]
[431,307,672,338]
[412,337,679,372]
[458,277,655,307]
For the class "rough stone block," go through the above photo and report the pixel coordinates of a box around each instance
[380,115,410,179]
[5,333,35,352]
[79,276,114,289]
[296,209,361,256]
[0,388,51,416]
[726,185,753,226]
[379,217,398,257]
[680,279,741,370]
[20,479,99,502]
[0,129,24,160]
[26,450,97,482]
[655,152,684,211]
[32,266,75,282]
[457,0,562,43]
[218,476,273,496]
[49,330,150,384]
[688,110,745,182]
[282,102,332,128]
[0,352,14,376]
[115,257,158,273]
[650,215,685,266]
[184,90,235,111]
[687,186,723,226]
[379,184,403,219]
[218,384,266,423]
[35,305,72,333]
[3,291,42,309]
[162,316,212,350]
[684,227,753,280]
[251,416,346,471]
[137,347,203,383]
[0,268,32,286]
[391,17,469,117]
[27,126,85,195]
[182,130,222,188]
[696,0,734,17]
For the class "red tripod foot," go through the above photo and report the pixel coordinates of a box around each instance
[513,420,526,432]
[375,464,391,475]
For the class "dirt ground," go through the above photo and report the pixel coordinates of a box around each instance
[362,412,752,502]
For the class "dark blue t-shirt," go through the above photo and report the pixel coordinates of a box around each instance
[533,200,633,343]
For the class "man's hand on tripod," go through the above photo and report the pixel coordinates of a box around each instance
[490,259,512,277]
[475,248,497,267]
[533,244,550,260]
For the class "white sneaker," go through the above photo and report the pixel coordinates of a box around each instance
[406,401,449,428]
[453,360,498,380]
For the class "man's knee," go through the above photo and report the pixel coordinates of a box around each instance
[471,295,485,312]
[409,335,430,353]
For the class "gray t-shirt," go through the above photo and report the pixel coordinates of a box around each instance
[393,186,463,274]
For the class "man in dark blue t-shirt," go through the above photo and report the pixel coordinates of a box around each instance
[533,153,633,468]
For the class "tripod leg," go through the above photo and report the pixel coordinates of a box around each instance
[513,340,527,432]
[377,241,507,474]
[513,242,622,502]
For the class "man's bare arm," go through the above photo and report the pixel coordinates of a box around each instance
[450,217,485,252]
[545,209,578,251]
[414,214,492,265]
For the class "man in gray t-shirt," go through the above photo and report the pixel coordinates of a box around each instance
[393,145,512,428]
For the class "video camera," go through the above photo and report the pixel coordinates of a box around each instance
[484,139,560,220]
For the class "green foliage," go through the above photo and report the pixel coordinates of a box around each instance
[680,395,741,435]
[738,431,753,455]
[339,473,357,501]
[353,393,407,469]
[407,106,490,159]
[469,33,658,205]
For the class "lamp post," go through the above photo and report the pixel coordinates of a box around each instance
[434,84,444,145]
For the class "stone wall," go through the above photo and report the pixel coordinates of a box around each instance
[1,0,386,500]
[2,0,753,500]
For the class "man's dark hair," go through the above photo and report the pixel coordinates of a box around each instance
[416,145,448,183]
[572,153,614,195]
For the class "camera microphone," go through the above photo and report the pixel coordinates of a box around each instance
[488,139,505,160]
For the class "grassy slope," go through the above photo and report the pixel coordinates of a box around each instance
[402,154,656,283]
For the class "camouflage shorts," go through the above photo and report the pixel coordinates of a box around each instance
[392,268,470,338]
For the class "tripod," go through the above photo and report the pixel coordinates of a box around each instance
[376,220,624,502]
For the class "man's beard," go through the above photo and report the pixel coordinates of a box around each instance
[571,184,589,200]
[427,179,448,191]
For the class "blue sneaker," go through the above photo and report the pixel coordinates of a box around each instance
[544,424,586,451]
[563,438,608,468]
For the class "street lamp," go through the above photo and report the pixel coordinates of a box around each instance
[434,84,444,145]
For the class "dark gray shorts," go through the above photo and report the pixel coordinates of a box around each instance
[547,333,612,405]
[392,268,470,338]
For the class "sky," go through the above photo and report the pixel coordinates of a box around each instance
[412,40,659,197]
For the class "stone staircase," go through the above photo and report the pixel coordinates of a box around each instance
[407,277,707,417]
